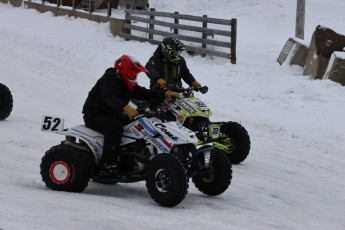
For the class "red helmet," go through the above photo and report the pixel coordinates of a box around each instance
[114,55,148,79]
[114,55,148,91]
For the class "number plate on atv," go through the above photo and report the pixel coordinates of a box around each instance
[41,116,64,132]
[208,124,221,139]
[204,151,211,166]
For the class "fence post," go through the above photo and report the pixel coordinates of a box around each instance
[107,2,111,17]
[57,0,60,8]
[295,0,305,39]
[72,0,75,10]
[174,12,179,35]
[124,6,132,38]
[201,15,207,57]
[89,0,93,14]
[230,18,237,64]
[149,8,155,40]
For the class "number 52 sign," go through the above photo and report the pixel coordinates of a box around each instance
[41,115,64,132]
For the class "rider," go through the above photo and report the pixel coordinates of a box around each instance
[145,37,202,90]
[82,55,180,177]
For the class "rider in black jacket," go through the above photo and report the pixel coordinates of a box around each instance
[82,55,180,176]
[145,37,202,90]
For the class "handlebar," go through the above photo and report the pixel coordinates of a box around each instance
[132,84,208,121]
[136,106,150,116]
[134,99,173,122]
[166,84,208,97]
[195,86,208,94]
[135,101,166,119]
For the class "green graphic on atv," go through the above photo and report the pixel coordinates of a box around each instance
[165,92,251,164]
[171,97,212,122]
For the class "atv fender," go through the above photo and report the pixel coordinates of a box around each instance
[60,125,104,162]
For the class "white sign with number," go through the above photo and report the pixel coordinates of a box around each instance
[41,116,64,132]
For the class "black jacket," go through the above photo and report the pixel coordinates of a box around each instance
[82,68,166,117]
[145,47,196,89]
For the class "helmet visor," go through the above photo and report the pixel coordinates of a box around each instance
[168,50,182,57]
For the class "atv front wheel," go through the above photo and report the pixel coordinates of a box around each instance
[215,121,251,164]
[146,154,188,207]
[193,149,232,196]
[0,83,13,120]
[40,144,92,192]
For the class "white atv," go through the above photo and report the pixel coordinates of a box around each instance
[40,109,232,207]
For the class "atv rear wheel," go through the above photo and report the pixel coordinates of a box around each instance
[0,83,13,120]
[40,144,92,192]
[146,154,188,207]
[192,149,232,196]
[216,121,251,164]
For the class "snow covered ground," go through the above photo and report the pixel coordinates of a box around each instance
[1,0,345,229]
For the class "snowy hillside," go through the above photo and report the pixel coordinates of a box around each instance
[0,0,345,229]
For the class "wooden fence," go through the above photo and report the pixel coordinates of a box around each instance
[120,8,237,64]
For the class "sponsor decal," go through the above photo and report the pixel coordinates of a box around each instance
[93,141,103,158]
[142,130,170,152]
[177,99,196,114]
[161,137,172,149]
[155,123,179,141]
[134,123,144,132]
[124,129,133,135]
[191,100,207,109]
[138,119,158,136]
[132,128,141,137]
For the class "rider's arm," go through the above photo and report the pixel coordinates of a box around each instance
[145,56,164,89]
[179,57,197,86]
[132,85,166,101]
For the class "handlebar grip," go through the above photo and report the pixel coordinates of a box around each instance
[199,86,208,94]
[137,107,149,115]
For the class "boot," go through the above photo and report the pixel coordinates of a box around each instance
[99,163,120,177]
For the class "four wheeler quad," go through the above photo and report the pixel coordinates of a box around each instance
[137,85,251,164]
[40,107,232,207]
[0,83,13,120]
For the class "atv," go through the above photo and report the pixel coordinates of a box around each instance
[40,108,232,207]
[135,85,251,164]
[0,83,13,120]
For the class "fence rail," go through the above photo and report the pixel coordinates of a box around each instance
[120,9,237,63]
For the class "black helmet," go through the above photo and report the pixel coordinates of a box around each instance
[160,37,186,62]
